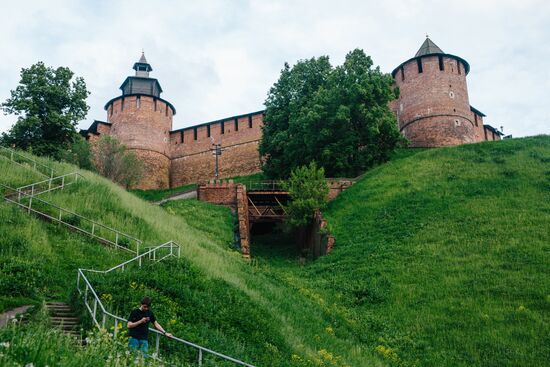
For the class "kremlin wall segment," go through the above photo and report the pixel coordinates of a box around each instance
[81,37,503,190]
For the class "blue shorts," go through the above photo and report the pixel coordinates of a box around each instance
[128,337,149,355]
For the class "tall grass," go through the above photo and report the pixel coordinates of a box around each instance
[252,136,550,367]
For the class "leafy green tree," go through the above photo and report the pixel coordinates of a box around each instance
[260,49,402,179]
[59,137,93,170]
[92,136,143,188]
[283,162,329,227]
[0,62,90,158]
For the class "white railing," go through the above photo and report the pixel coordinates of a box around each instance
[0,146,54,178]
[2,185,142,255]
[16,172,84,198]
[77,242,256,367]
[2,151,257,366]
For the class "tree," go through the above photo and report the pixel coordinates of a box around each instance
[260,49,402,179]
[0,62,90,158]
[92,136,143,188]
[283,162,329,227]
[59,137,93,170]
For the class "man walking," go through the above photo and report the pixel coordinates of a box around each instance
[127,296,172,355]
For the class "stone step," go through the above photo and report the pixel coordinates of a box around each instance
[51,317,79,321]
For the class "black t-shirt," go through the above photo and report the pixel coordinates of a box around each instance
[128,308,156,340]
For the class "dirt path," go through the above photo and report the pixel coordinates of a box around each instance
[154,190,197,205]
[0,305,33,328]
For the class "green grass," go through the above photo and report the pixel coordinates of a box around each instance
[1,136,548,366]
[251,135,550,366]
[0,152,381,366]
[130,183,197,202]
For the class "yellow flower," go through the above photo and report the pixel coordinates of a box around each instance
[517,305,526,312]
[130,281,137,289]
[169,319,177,325]
[325,326,334,335]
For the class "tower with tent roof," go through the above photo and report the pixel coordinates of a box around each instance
[390,36,488,147]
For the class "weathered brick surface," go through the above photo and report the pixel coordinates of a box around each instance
[393,55,476,147]
[106,95,174,189]
[197,180,238,206]
[169,113,263,186]
[236,184,250,258]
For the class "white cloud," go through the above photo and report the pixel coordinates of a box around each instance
[0,0,548,138]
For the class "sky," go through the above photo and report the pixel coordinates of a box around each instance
[0,0,548,138]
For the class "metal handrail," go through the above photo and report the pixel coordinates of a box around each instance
[16,172,84,198]
[77,242,255,366]
[2,155,256,366]
[0,146,54,178]
[245,180,285,192]
[2,184,142,254]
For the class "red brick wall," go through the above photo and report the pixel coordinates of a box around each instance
[106,95,174,189]
[197,180,238,206]
[394,55,476,147]
[170,112,263,187]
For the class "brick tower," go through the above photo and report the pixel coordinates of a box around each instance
[391,37,476,147]
[104,53,176,189]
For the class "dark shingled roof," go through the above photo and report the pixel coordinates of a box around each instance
[415,37,444,57]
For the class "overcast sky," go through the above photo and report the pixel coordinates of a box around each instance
[0,0,548,138]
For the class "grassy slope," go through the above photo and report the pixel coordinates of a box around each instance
[0,154,383,366]
[253,136,550,367]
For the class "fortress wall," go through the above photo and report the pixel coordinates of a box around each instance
[472,112,486,142]
[395,55,476,147]
[107,95,174,189]
[169,112,263,187]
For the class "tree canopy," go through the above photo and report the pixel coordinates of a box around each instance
[1,62,90,158]
[283,162,329,227]
[260,49,402,179]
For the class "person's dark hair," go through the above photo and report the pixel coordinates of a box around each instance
[141,296,152,306]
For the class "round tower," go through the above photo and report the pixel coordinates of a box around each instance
[392,37,475,147]
[104,53,176,189]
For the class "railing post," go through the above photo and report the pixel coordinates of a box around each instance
[59,208,62,222]
[198,348,203,366]
[139,256,142,267]
[115,233,119,247]
[10,151,13,161]
[28,197,32,213]
[102,313,106,329]
[76,271,80,292]
[114,319,118,338]
[155,333,160,356]
[31,185,35,197]
[178,245,181,258]
[61,176,65,189]
[48,178,52,190]
[91,223,95,236]
[93,298,97,321]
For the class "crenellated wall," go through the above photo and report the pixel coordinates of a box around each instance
[169,112,264,187]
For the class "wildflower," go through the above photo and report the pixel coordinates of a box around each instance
[325,326,334,335]
[517,305,526,312]
[0,341,10,348]
[130,281,138,289]
[169,319,177,326]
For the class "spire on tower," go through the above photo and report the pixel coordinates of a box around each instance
[133,51,153,77]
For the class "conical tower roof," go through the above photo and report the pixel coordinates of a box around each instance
[138,52,148,64]
[415,37,444,57]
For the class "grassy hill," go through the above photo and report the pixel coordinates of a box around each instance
[253,135,550,366]
[0,136,548,366]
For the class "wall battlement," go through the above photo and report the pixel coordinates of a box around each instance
[81,39,503,190]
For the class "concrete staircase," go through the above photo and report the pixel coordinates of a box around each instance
[45,302,80,339]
